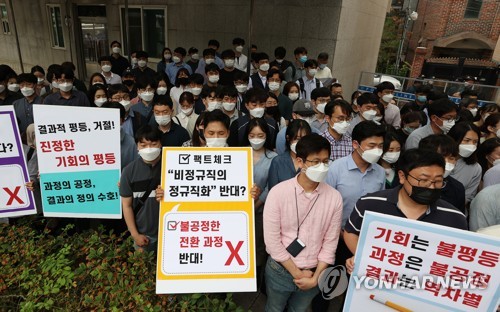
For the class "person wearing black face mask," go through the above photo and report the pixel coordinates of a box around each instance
[342,149,468,275]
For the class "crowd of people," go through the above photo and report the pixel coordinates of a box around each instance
[1,37,500,312]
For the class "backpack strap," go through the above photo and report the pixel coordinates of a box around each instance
[298,78,305,97]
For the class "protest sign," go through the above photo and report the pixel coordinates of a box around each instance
[0,107,37,217]
[344,212,500,312]
[33,105,121,218]
[156,147,256,294]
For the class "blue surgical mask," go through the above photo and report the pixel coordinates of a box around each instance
[319,64,327,69]
[299,55,308,63]
[417,95,427,103]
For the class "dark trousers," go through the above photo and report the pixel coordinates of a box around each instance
[311,237,353,312]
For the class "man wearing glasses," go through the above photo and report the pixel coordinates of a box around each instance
[405,98,459,149]
[264,134,343,311]
[322,100,353,160]
[343,148,468,274]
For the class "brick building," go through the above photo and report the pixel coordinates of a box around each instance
[405,0,499,84]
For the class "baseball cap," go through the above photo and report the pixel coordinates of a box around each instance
[293,99,315,116]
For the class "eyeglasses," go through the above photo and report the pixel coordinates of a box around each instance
[305,159,331,167]
[407,173,446,189]
[111,95,130,101]
[438,116,460,123]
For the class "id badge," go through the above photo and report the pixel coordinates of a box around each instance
[286,238,306,257]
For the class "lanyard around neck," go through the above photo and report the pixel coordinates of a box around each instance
[295,187,320,237]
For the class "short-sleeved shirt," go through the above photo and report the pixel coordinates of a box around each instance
[131,66,156,82]
[159,122,191,147]
[321,130,353,161]
[119,158,162,238]
[43,90,90,107]
[325,154,386,227]
[344,187,468,235]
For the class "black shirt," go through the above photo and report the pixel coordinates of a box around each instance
[219,68,245,86]
[0,90,23,105]
[111,54,130,76]
[345,186,468,235]
[131,66,156,82]
[441,176,466,214]
[159,122,191,147]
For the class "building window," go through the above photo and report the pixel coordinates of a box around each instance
[464,0,482,18]
[120,7,166,58]
[48,5,65,48]
[0,4,10,34]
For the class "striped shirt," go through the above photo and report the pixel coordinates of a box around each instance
[321,129,353,161]
[344,186,468,235]
[120,158,162,238]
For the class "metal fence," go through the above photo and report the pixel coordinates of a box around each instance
[357,71,500,108]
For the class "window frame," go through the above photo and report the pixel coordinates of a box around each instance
[47,4,66,49]
[0,3,11,35]
[464,0,482,19]
[119,5,167,61]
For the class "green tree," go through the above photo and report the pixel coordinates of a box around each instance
[376,13,403,74]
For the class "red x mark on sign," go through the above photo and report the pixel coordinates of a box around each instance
[225,241,244,266]
[3,186,24,206]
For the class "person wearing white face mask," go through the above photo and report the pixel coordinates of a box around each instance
[43,68,90,107]
[324,121,386,281]
[418,134,467,213]
[195,48,225,81]
[448,122,482,204]
[99,55,122,85]
[120,125,163,253]
[228,88,279,147]
[157,47,173,75]
[12,73,43,134]
[345,93,378,136]
[169,68,190,113]
[405,98,459,149]
[98,56,121,85]
[309,87,331,133]
[173,91,198,137]
[90,84,108,107]
[219,49,245,87]
[295,59,323,101]
[131,51,156,83]
[322,100,354,161]
[245,118,278,270]
[152,95,190,147]
[186,47,200,73]
[109,41,130,76]
[267,69,293,123]
[232,71,251,116]
[219,87,239,125]
[315,52,333,79]
[378,132,403,189]
[232,37,248,72]
[0,66,23,105]
[204,63,221,89]
[248,52,271,90]
[201,88,222,112]
[376,81,401,129]
[129,77,157,123]
[165,47,193,85]
[263,134,343,312]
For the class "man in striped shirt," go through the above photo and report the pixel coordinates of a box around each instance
[120,125,162,253]
[344,149,468,274]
